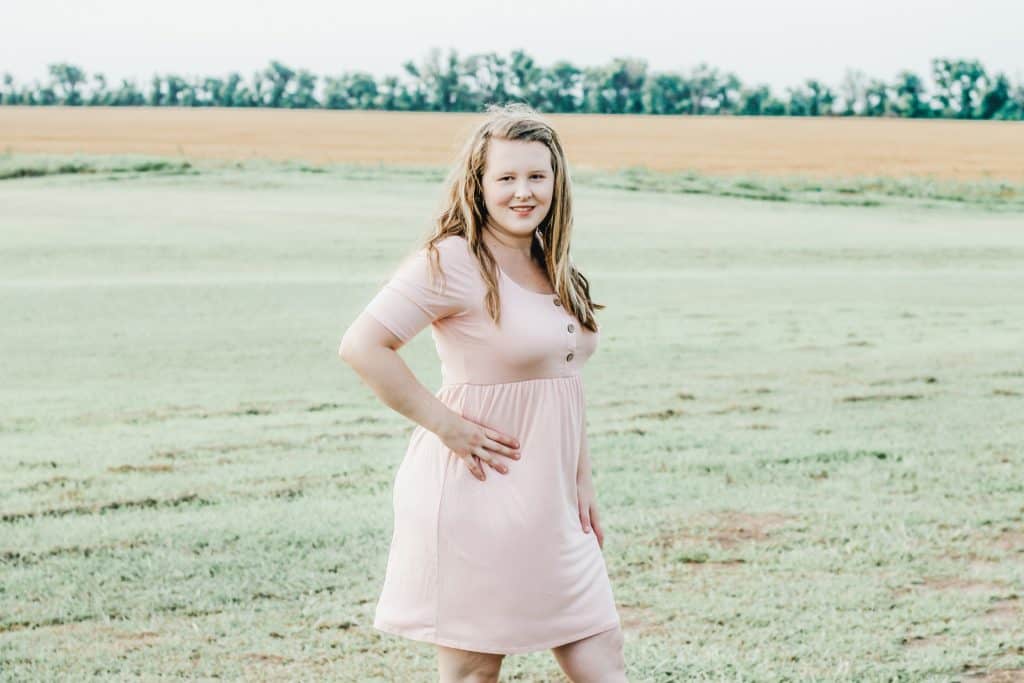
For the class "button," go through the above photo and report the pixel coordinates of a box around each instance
[566,352,574,362]
[553,297,562,307]
[567,323,575,333]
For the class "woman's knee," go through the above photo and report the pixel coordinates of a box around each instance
[436,645,504,682]
[552,625,627,681]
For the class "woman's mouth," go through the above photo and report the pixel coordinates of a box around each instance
[511,206,535,216]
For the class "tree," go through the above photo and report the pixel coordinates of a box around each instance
[148,75,164,106]
[217,72,240,106]
[375,75,407,111]
[839,68,868,116]
[737,84,773,115]
[684,62,727,115]
[262,60,295,108]
[709,72,743,114]
[179,77,201,106]
[2,73,24,105]
[643,72,690,115]
[787,79,835,116]
[993,81,1024,120]
[3,51,1022,120]
[34,80,58,105]
[864,78,892,116]
[763,97,788,116]
[543,60,583,113]
[583,57,647,114]
[290,69,319,108]
[48,62,86,105]
[111,79,145,106]
[977,72,1011,119]
[892,70,929,118]
[931,58,987,119]
[197,77,223,106]
[402,47,474,112]
[87,73,108,106]
[324,71,377,109]
[164,75,189,106]
[465,52,513,108]
[953,60,987,119]
[508,49,543,107]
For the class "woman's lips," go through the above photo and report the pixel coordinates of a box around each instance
[511,207,534,215]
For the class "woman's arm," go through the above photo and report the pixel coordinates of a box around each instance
[338,310,521,480]
[339,310,456,437]
[576,412,605,549]
[576,425,594,482]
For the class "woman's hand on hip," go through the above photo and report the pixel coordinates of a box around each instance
[437,411,520,482]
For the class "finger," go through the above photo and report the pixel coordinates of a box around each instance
[486,458,509,474]
[469,454,485,481]
[484,437,520,460]
[474,447,509,474]
[579,501,592,534]
[485,429,520,451]
[592,516,604,548]
[590,505,604,548]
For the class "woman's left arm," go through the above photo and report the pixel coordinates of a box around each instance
[576,418,604,549]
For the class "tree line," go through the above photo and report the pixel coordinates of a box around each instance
[3,48,1022,120]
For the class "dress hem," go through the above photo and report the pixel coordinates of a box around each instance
[372,618,622,656]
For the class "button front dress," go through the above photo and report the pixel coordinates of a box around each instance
[361,234,620,655]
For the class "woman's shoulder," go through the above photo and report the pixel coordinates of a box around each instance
[434,233,470,255]
[403,234,479,295]
[429,234,476,270]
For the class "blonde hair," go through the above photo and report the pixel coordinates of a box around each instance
[419,102,603,333]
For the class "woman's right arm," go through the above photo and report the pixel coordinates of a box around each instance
[338,310,457,440]
[338,311,521,481]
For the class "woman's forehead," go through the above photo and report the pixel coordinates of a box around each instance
[485,138,552,171]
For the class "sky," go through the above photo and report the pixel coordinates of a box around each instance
[3,0,1022,93]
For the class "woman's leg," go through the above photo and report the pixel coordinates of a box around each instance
[436,644,506,683]
[550,625,627,683]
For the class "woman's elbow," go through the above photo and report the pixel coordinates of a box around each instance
[339,313,400,364]
[338,330,363,365]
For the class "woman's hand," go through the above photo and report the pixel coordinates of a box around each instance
[437,411,520,482]
[577,472,604,549]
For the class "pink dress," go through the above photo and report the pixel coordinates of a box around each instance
[362,234,620,655]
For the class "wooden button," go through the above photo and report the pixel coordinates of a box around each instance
[553,298,562,307]
[567,323,575,333]
[566,352,574,361]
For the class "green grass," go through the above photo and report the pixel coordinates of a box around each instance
[576,165,1024,211]
[1,157,1022,680]
[3,151,1023,211]
[0,153,196,181]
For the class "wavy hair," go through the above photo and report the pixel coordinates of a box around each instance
[417,102,603,332]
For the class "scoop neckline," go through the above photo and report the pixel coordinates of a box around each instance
[495,263,557,297]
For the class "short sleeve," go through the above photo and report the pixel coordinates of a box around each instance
[363,236,476,344]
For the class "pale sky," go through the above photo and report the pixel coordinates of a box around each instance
[3,0,1022,94]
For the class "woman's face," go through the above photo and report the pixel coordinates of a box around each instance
[481,137,555,242]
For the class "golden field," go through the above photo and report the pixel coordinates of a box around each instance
[2,105,1023,181]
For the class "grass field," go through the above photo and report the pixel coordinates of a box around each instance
[3,107,1024,181]
[1,154,1023,680]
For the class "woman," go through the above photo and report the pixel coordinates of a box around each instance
[339,103,627,682]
